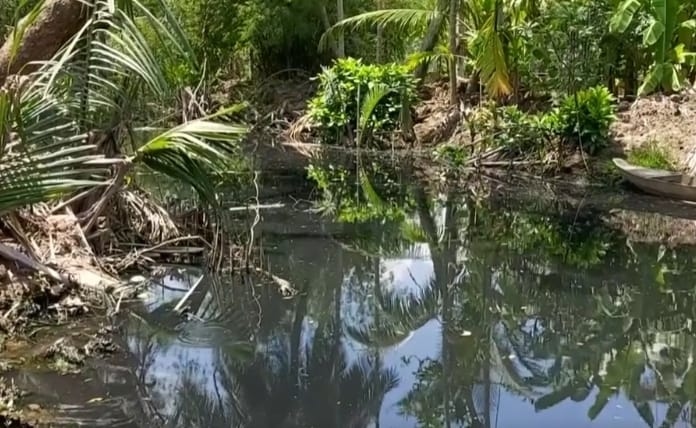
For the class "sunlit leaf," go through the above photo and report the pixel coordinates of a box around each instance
[319,8,437,52]
[642,20,664,46]
[610,0,641,33]
[638,63,664,95]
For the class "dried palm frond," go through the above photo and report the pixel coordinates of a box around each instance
[116,188,178,243]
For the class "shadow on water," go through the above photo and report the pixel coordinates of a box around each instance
[12,158,696,427]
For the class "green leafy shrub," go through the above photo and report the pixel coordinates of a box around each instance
[487,86,614,158]
[523,0,613,96]
[165,0,418,78]
[496,106,541,153]
[167,0,329,76]
[476,207,615,269]
[308,58,417,145]
[434,144,469,167]
[627,141,674,170]
[494,106,560,156]
[558,86,616,154]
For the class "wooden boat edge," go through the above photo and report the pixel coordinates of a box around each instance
[612,158,696,202]
[611,158,676,177]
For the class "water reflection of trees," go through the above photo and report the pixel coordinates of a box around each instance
[126,170,696,427]
[126,247,400,427]
[394,187,696,428]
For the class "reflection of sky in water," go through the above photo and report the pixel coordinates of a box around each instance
[127,269,225,419]
[381,243,433,296]
[127,247,695,428]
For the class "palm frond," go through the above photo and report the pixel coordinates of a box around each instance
[401,220,429,243]
[472,15,511,97]
[0,90,11,158]
[2,0,246,219]
[359,169,388,209]
[132,0,197,68]
[404,46,459,71]
[135,118,247,206]
[358,279,442,340]
[319,9,438,52]
[0,74,115,213]
[0,143,114,214]
[30,0,187,131]
[358,83,392,137]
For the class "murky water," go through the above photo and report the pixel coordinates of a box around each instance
[127,187,696,428]
[10,172,696,427]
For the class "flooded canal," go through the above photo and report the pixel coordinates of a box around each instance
[7,175,696,427]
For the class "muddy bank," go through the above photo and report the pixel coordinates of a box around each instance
[241,79,448,175]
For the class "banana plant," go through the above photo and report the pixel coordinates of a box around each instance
[610,0,696,94]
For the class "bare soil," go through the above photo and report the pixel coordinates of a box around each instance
[612,90,696,170]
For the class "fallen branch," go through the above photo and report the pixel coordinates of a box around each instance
[134,235,209,255]
[113,235,209,271]
[478,146,505,160]
[0,242,66,284]
[1,213,41,260]
[51,187,98,214]
[227,202,286,213]
[478,160,544,167]
[174,274,205,313]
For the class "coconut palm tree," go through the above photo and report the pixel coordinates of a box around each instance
[0,0,246,227]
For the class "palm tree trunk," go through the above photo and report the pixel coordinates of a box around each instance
[376,0,384,63]
[330,250,344,427]
[0,0,89,86]
[413,186,440,250]
[414,0,449,80]
[482,261,492,428]
[373,256,382,428]
[448,0,459,105]
[320,5,340,57]
[337,0,345,57]
[442,283,453,428]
